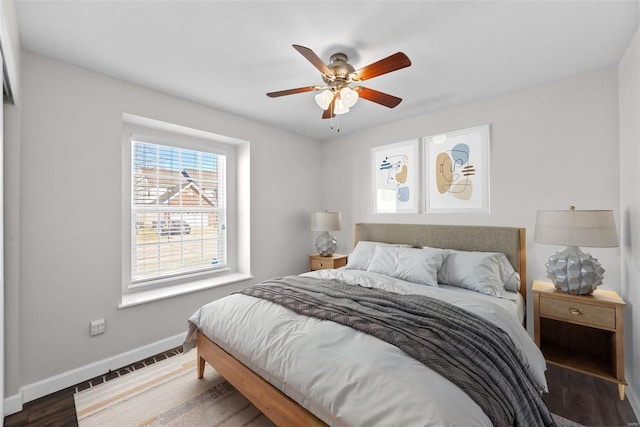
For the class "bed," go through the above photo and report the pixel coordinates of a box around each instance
[184,223,553,426]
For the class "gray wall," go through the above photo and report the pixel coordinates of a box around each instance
[4,51,322,396]
[619,22,640,417]
[321,67,621,296]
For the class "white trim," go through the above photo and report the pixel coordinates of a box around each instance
[120,272,252,308]
[0,51,4,421]
[3,332,186,416]
[123,113,245,147]
[3,393,21,417]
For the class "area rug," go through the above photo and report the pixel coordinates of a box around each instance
[74,350,273,426]
[74,349,583,427]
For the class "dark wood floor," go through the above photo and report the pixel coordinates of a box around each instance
[544,364,637,426]
[4,357,638,426]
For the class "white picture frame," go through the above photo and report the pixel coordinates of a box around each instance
[424,125,490,214]
[371,139,420,214]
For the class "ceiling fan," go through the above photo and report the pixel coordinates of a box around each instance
[267,45,411,120]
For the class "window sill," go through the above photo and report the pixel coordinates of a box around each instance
[119,272,253,308]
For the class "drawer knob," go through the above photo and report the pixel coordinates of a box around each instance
[570,308,581,315]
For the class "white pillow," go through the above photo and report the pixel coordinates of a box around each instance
[367,246,447,287]
[346,241,412,271]
[435,249,520,297]
[502,265,521,293]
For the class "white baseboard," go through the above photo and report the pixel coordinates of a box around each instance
[3,332,185,416]
[3,393,23,417]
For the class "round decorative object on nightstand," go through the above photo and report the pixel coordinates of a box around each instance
[315,231,337,256]
[545,246,605,295]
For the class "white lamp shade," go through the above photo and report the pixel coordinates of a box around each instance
[311,211,342,231]
[315,90,333,110]
[340,87,359,108]
[534,210,618,248]
[333,99,350,115]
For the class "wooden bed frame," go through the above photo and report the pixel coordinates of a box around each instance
[197,223,527,426]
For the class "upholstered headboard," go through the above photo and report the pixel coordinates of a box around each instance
[354,223,527,303]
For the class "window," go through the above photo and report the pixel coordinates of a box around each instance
[121,114,251,306]
[131,140,227,283]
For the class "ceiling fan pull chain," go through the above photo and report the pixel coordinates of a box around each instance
[329,111,340,132]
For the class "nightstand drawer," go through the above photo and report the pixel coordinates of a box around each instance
[539,296,615,329]
[310,258,332,270]
[308,254,347,271]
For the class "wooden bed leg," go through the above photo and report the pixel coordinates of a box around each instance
[197,353,205,379]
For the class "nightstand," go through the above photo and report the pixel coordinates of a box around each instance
[532,280,626,400]
[308,253,347,271]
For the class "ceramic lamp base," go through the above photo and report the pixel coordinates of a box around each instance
[545,246,605,295]
[315,231,337,257]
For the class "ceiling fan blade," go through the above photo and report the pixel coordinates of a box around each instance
[293,44,332,77]
[351,52,411,81]
[266,86,316,97]
[355,87,403,108]
[322,96,336,119]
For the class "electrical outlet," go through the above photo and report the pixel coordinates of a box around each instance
[90,318,106,336]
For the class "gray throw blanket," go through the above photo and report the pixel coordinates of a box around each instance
[238,276,555,427]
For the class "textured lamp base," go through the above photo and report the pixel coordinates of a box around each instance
[315,231,337,257]
[545,246,605,295]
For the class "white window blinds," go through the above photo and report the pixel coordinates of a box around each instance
[131,139,227,284]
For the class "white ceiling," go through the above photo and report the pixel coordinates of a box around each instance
[15,1,639,141]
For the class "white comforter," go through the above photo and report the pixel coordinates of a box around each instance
[185,269,547,427]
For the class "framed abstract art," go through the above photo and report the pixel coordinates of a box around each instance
[371,139,420,214]
[424,125,490,214]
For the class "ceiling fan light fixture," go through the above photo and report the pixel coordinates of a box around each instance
[267,45,411,126]
[315,90,333,110]
[340,86,359,108]
[334,98,350,115]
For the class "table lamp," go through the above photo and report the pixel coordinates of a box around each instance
[534,206,618,295]
[311,211,342,256]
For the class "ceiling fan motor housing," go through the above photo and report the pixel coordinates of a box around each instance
[323,53,355,85]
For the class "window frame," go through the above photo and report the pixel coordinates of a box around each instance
[130,135,229,285]
[121,114,251,307]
